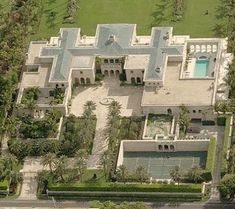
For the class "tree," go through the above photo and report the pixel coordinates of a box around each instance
[186,167,203,183]
[228,145,235,174]
[219,174,235,199]
[75,149,88,182]
[83,100,96,114]
[170,166,182,185]
[41,152,57,173]
[116,165,128,183]
[136,166,149,184]
[54,155,67,182]
[178,104,190,134]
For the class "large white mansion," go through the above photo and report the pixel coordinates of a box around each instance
[17,24,232,119]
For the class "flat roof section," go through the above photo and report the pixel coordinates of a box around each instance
[124,55,150,70]
[142,61,214,106]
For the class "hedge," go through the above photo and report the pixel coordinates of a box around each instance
[217,116,226,126]
[0,180,8,190]
[48,182,202,193]
[46,191,202,202]
[202,120,215,126]
[221,115,231,172]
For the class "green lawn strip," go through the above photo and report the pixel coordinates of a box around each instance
[81,169,105,183]
[205,137,216,172]
[34,0,221,40]
[0,180,8,191]
[221,115,231,172]
[48,182,202,193]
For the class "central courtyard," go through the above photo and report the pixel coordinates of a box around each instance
[70,77,143,117]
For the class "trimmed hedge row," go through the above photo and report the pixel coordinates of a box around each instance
[47,190,202,201]
[48,183,202,193]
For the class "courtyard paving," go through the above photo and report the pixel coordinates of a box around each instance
[70,77,143,168]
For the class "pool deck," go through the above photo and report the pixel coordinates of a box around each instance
[142,61,214,106]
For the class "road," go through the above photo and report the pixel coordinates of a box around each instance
[0,200,235,209]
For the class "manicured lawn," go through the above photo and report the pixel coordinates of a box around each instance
[0,180,8,190]
[82,169,105,184]
[0,0,11,12]
[205,137,216,172]
[35,0,221,39]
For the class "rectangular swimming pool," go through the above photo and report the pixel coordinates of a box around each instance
[194,59,209,78]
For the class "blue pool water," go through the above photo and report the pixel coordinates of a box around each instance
[194,59,209,77]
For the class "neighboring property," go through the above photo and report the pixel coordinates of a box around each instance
[17,24,233,179]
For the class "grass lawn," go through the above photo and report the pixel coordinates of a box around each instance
[0,0,11,12]
[35,0,221,40]
[82,169,105,184]
[205,137,216,173]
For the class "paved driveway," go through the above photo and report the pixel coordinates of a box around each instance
[70,77,143,168]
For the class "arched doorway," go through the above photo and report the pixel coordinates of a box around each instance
[164,145,169,150]
[170,145,174,151]
[115,70,120,77]
[158,145,163,150]
[80,77,85,84]
[86,78,91,84]
[104,70,109,76]
[131,77,135,84]
[137,77,141,83]
[110,70,114,76]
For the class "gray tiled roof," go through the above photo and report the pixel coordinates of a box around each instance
[39,24,184,82]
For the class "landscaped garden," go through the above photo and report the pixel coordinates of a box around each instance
[34,0,221,40]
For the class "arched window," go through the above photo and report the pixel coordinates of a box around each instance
[164,145,169,150]
[170,145,174,151]
[158,145,163,150]
[110,70,114,76]
[137,77,141,83]
[167,108,172,115]
[131,77,135,84]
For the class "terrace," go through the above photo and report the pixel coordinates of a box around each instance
[143,114,174,140]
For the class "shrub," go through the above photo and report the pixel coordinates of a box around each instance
[202,120,215,126]
[217,116,226,126]
[95,73,104,82]
[219,174,235,199]
[119,73,126,81]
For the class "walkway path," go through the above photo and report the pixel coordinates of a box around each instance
[18,158,45,200]
[71,77,143,169]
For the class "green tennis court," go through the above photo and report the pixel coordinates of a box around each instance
[123,151,207,179]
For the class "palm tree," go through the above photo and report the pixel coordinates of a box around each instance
[179,104,190,134]
[41,153,57,173]
[117,165,128,183]
[170,166,182,185]
[83,101,96,113]
[54,155,67,182]
[100,150,111,181]
[75,149,88,182]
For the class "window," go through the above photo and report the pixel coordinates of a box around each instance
[115,59,119,63]
[110,59,114,63]
[142,70,144,74]
[198,110,202,113]
[164,145,169,150]
[61,84,64,87]
[80,71,83,74]
[104,59,108,63]
[55,84,58,88]
[130,71,133,73]
[193,110,196,113]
